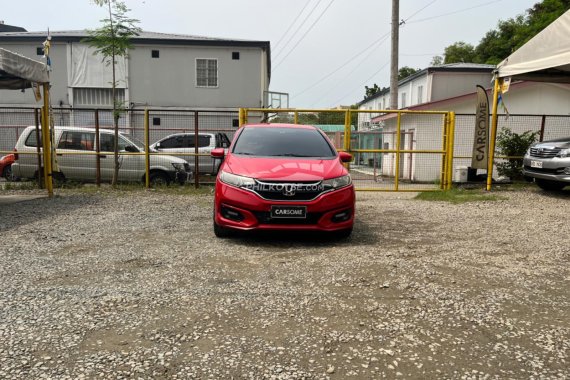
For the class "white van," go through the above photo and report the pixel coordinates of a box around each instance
[12,126,192,185]
[150,132,231,175]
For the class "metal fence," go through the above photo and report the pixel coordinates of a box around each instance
[241,108,455,192]
[0,107,239,189]
[453,114,570,180]
[1,106,569,193]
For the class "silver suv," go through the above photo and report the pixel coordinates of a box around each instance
[12,126,192,185]
[523,137,570,191]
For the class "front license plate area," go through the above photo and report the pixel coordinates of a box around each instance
[271,206,307,219]
[531,160,543,168]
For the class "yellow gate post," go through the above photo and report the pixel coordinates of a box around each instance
[441,114,449,190]
[343,109,352,170]
[40,83,53,197]
[144,108,150,188]
[394,112,402,191]
[446,112,456,190]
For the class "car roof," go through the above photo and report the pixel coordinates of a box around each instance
[242,123,317,130]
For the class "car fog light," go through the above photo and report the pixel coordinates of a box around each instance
[221,206,244,221]
[332,210,351,223]
[564,167,570,175]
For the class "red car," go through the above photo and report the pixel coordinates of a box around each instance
[211,123,355,238]
[0,153,16,181]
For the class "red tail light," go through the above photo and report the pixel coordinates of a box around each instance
[13,148,18,160]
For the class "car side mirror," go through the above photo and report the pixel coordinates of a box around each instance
[339,151,352,163]
[155,142,161,150]
[125,145,138,153]
[211,148,225,158]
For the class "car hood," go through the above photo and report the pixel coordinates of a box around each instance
[534,138,570,149]
[224,155,346,181]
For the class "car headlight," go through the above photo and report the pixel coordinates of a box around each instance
[323,175,352,190]
[556,148,570,158]
[219,171,256,188]
[172,163,186,172]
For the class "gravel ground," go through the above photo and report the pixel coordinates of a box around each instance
[0,187,568,379]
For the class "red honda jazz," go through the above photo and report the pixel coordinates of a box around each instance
[211,123,355,238]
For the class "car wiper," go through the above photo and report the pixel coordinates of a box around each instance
[234,152,257,155]
[269,153,314,157]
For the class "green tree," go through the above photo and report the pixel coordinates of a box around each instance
[430,55,444,66]
[444,42,476,64]
[495,127,539,180]
[83,0,141,186]
[364,84,388,99]
[398,66,420,80]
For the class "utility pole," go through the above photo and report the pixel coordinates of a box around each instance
[390,0,399,110]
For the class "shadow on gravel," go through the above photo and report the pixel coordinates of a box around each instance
[0,194,99,232]
[224,218,378,248]
[533,188,570,199]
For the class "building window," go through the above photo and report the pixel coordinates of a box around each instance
[232,52,240,60]
[73,88,125,106]
[196,58,218,87]
[401,92,407,108]
[36,47,43,56]
[151,50,160,58]
[417,86,423,104]
[232,119,239,127]
[153,117,161,126]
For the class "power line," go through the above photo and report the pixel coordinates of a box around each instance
[273,0,325,61]
[273,0,314,51]
[328,61,390,107]
[309,34,391,107]
[288,0,443,106]
[406,0,504,25]
[273,0,336,69]
[291,31,391,100]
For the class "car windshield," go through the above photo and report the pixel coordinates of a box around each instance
[122,134,146,151]
[232,127,336,158]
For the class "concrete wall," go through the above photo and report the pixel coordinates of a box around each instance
[0,42,69,106]
[128,44,265,108]
[430,72,493,103]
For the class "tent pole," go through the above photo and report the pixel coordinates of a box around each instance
[486,78,500,191]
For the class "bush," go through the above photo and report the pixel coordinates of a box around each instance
[495,127,538,180]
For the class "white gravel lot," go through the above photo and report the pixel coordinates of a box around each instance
[0,187,568,379]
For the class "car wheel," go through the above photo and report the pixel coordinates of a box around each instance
[149,171,170,186]
[535,179,566,191]
[336,227,353,239]
[2,164,15,182]
[213,220,234,238]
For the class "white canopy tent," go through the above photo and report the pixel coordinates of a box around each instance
[496,9,570,82]
[0,47,49,89]
[486,9,570,190]
[0,48,53,196]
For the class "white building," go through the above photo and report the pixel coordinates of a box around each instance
[356,63,495,129]
[0,30,271,110]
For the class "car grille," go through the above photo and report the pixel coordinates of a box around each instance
[251,180,328,201]
[253,211,323,225]
[529,147,561,158]
[524,166,564,174]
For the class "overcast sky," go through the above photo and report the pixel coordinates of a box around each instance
[3,0,538,108]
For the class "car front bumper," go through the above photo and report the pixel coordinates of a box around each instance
[214,181,355,232]
[522,156,570,183]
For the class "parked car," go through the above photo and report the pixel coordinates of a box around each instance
[211,123,355,238]
[523,137,570,191]
[12,126,192,185]
[150,132,231,175]
[0,153,16,181]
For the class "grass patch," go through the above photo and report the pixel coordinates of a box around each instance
[415,188,505,204]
